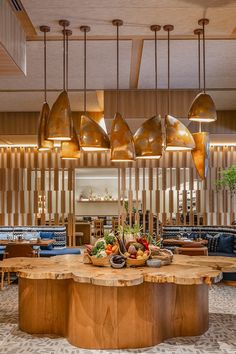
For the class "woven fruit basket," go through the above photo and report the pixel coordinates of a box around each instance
[84,235,119,267]
[125,252,150,267]
[119,248,151,267]
[89,254,112,267]
[151,249,173,265]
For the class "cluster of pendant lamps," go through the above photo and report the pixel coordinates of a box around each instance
[37,18,217,179]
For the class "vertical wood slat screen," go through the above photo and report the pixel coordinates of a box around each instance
[0,146,236,244]
[0,148,75,246]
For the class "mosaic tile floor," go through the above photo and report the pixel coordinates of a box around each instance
[0,283,235,354]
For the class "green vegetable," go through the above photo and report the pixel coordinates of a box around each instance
[104,234,116,245]
[91,241,105,256]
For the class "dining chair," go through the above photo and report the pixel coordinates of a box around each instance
[1,244,38,290]
[93,219,104,238]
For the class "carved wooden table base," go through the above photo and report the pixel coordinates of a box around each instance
[1,254,236,349]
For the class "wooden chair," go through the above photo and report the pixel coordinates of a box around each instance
[93,219,104,238]
[112,217,119,233]
[74,223,84,245]
[1,244,38,290]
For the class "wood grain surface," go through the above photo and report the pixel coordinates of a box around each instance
[1,254,235,285]
[2,254,234,349]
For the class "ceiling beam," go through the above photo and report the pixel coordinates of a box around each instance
[27,34,236,41]
[129,39,143,89]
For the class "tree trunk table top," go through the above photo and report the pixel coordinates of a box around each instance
[1,254,236,286]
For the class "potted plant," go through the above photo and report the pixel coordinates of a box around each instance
[216,165,236,197]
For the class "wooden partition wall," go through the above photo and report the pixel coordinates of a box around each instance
[0,146,235,245]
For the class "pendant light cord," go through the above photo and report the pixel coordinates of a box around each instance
[84,29,87,114]
[66,31,68,91]
[202,21,206,94]
[198,30,202,132]
[167,29,170,115]
[116,23,119,113]
[154,29,158,116]
[63,24,66,91]
[198,32,201,92]
[43,31,47,102]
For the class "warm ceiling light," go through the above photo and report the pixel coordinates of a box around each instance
[191,132,210,180]
[188,19,217,123]
[110,112,135,161]
[110,19,135,162]
[37,25,53,152]
[79,25,110,151]
[165,115,195,151]
[134,115,162,159]
[61,128,80,159]
[61,29,80,159]
[46,20,73,141]
[163,25,195,151]
[134,25,163,160]
[188,92,217,123]
[80,114,110,151]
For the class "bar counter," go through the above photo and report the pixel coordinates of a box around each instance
[1,255,236,349]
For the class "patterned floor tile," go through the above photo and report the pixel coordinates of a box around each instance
[0,283,235,354]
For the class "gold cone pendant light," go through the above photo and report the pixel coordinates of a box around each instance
[134,25,162,159]
[134,116,162,159]
[191,132,210,180]
[188,19,217,123]
[47,90,73,141]
[46,20,73,141]
[190,28,210,179]
[165,115,195,151]
[188,92,217,122]
[37,26,53,151]
[79,26,110,151]
[164,25,195,151]
[110,19,135,161]
[111,112,135,161]
[61,29,80,159]
[38,102,53,151]
[80,114,110,151]
[61,128,80,159]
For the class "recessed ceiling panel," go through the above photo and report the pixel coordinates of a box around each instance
[139,39,236,89]
[22,0,236,37]
[0,40,132,89]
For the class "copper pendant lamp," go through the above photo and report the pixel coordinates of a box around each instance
[79,26,110,151]
[191,28,210,179]
[37,26,53,151]
[192,132,210,179]
[110,19,135,162]
[188,19,217,123]
[61,29,80,160]
[134,25,162,159]
[46,20,73,141]
[164,25,195,151]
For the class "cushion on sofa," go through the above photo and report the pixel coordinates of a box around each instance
[39,248,81,257]
[0,233,11,240]
[39,232,54,250]
[206,234,220,252]
[218,234,234,254]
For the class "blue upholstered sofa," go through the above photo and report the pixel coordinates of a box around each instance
[162,225,236,281]
[0,226,81,259]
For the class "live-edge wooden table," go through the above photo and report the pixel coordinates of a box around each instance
[0,254,236,349]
